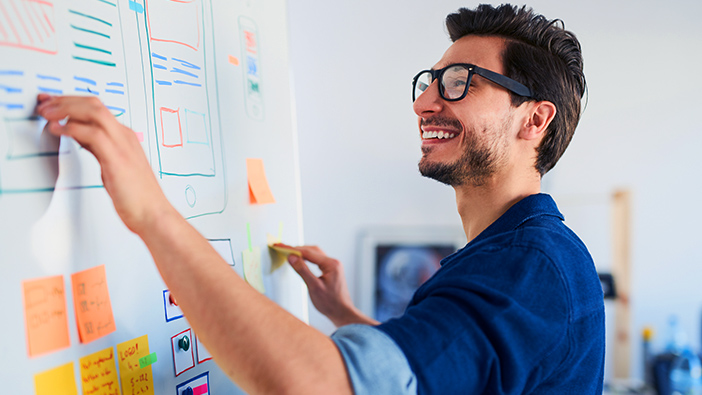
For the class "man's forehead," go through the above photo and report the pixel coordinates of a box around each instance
[433,35,507,72]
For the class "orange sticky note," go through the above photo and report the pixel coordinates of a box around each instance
[246,158,276,204]
[22,275,71,357]
[79,347,121,395]
[117,335,155,395]
[35,362,78,395]
[71,265,116,343]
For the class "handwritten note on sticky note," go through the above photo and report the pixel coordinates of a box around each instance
[266,234,302,273]
[22,275,71,357]
[79,347,121,395]
[35,362,78,395]
[71,265,116,343]
[242,246,265,293]
[246,158,275,204]
[117,335,154,395]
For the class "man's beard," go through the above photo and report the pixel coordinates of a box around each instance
[418,116,510,187]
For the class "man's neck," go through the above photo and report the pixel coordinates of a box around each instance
[454,170,542,243]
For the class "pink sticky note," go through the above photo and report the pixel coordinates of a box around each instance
[193,383,208,395]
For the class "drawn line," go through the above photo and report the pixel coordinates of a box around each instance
[0,70,23,75]
[0,2,21,45]
[37,74,60,81]
[70,24,110,39]
[74,42,112,55]
[0,103,24,110]
[105,89,124,95]
[38,86,62,94]
[106,82,123,87]
[173,80,201,87]
[151,52,166,61]
[41,6,54,33]
[153,64,167,70]
[9,151,60,159]
[171,67,198,78]
[10,0,34,45]
[161,172,215,178]
[75,87,99,95]
[0,85,22,93]
[155,80,172,86]
[73,76,97,85]
[23,0,41,44]
[29,1,50,39]
[106,105,125,112]
[171,57,201,70]
[0,185,105,195]
[72,56,116,67]
[68,9,112,27]
[96,0,117,7]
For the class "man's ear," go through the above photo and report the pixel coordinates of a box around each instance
[519,101,556,141]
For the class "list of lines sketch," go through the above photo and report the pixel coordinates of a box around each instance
[0,0,228,218]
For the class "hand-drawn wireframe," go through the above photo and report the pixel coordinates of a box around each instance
[138,0,226,218]
[0,0,137,194]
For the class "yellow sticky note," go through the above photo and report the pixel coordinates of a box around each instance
[116,335,154,395]
[246,158,275,204]
[79,347,121,395]
[242,246,265,293]
[23,275,71,357]
[71,265,116,343]
[267,234,302,273]
[35,362,78,395]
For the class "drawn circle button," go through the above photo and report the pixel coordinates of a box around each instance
[179,335,190,352]
[185,185,197,208]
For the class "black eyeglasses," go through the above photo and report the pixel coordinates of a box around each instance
[412,63,532,102]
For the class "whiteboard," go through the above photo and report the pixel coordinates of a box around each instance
[0,0,305,393]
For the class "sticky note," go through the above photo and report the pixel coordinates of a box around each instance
[35,362,78,395]
[117,335,154,395]
[193,383,209,395]
[139,352,158,369]
[22,275,71,357]
[246,158,275,204]
[79,347,121,395]
[267,234,302,273]
[242,246,265,293]
[71,265,116,343]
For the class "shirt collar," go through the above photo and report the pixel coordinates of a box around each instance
[467,193,564,246]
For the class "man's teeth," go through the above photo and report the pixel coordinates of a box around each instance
[422,131,457,140]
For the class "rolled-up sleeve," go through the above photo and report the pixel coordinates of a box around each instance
[331,324,417,395]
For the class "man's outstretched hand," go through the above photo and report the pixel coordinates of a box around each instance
[279,244,380,327]
[36,94,174,234]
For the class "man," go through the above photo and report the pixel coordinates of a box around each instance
[37,3,604,394]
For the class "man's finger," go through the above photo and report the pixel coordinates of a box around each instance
[46,120,113,161]
[287,254,320,290]
[37,96,117,132]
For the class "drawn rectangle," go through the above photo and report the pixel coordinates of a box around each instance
[185,108,208,145]
[160,106,183,147]
[175,371,209,395]
[5,117,60,159]
[0,0,58,54]
[208,238,235,266]
[146,0,199,50]
[170,328,195,377]
[162,289,184,322]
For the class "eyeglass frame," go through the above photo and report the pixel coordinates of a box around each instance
[412,63,533,102]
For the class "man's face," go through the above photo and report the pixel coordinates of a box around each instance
[414,35,519,187]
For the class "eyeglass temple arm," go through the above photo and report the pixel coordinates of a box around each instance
[474,66,532,98]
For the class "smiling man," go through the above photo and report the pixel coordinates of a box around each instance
[37,3,604,395]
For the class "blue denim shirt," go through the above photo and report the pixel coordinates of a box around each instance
[332,194,605,394]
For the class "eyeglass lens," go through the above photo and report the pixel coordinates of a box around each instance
[413,65,472,101]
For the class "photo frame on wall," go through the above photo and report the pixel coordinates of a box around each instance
[356,227,466,321]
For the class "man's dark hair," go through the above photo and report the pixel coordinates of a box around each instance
[446,4,586,175]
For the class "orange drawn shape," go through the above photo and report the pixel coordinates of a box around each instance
[246,158,275,204]
[159,107,183,148]
[22,274,71,357]
[0,0,58,54]
[228,55,239,66]
[71,265,116,344]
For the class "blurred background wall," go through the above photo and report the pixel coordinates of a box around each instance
[286,0,702,382]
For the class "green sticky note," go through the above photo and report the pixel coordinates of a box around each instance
[139,352,157,369]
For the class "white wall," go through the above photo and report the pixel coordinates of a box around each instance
[287,0,702,380]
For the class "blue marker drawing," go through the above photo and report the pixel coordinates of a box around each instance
[171,57,201,70]
[37,74,61,81]
[153,64,167,70]
[129,0,144,13]
[38,87,63,94]
[106,105,125,112]
[75,87,99,95]
[173,80,202,87]
[171,67,198,78]
[106,82,124,87]
[155,80,172,86]
[0,85,22,93]
[0,70,23,76]
[0,102,24,110]
[151,52,167,61]
[105,89,125,95]
[74,76,97,85]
